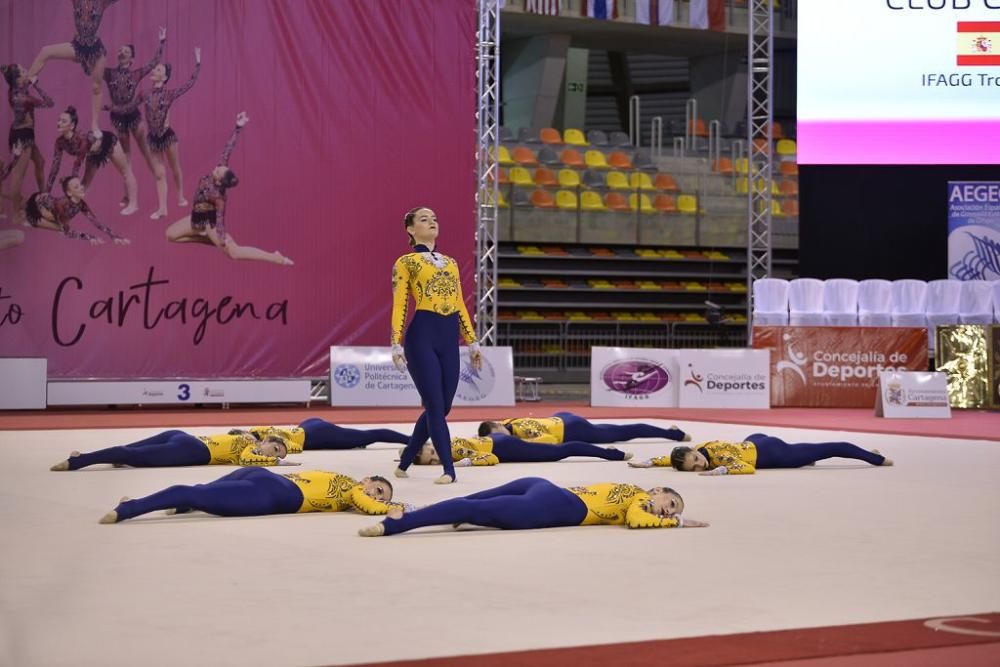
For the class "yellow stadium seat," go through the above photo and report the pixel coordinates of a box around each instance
[580,191,606,211]
[558,169,581,188]
[776,139,797,156]
[628,193,656,214]
[736,178,748,195]
[498,190,509,208]
[606,171,630,190]
[563,128,588,146]
[734,157,749,174]
[629,172,654,191]
[498,145,514,166]
[678,194,698,214]
[584,150,610,169]
[509,167,533,186]
[556,190,578,210]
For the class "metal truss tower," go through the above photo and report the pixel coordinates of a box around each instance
[475,0,500,345]
[746,0,774,327]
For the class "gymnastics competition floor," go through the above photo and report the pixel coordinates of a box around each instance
[1,406,998,666]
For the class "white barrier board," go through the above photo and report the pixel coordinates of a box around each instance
[329,346,515,407]
[47,380,311,406]
[677,349,771,409]
[0,358,47,409]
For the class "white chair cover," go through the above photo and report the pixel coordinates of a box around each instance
[958,280,993,325]
[752,278,789,326]
[858,279,892,327]
[823,278,859,326]
[890,279,927,328]
[788,278,825,326]
[924,279,961,353]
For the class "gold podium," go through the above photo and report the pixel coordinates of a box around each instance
[935,325,999,409]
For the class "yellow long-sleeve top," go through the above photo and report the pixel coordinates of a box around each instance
[281,471,404,514]
[450,436,500,466]
[567,483,681,528]
[197,434,285,466]
[390,251,477,347]
[501,417,565,444]
[650,440,758,474]
[247,426,305,454]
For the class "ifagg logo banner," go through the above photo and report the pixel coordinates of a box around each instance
[591,348,680,407]
[753,326,929,408]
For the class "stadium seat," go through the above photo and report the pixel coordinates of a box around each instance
[753,137,769,152]
[629,172,654,191]
[509,167,533,187]
[632,150,655,170]
[958,280,994,324]
[499,126,515,142]
[582,169,607,189]
[779,179,799,196]
[677,194,698,214]
[498,145,514,166]
[604,192,630,211]
[563,128,588,146]
[556,190,578,210]
[776,139,797,156]
[518,127,541,143]
[823,279,860,326]
[608,131,631,147]
[497,190,509,208]
[512,146,539,165]
[735,158,749,174]
[752,278,790,326]
[655,173,680,192]
[890,279,928,328]
[771,121,785,139]
[586,129,609,147]
[653,194,677,212]
[530,189,556,209]
[781,199,800,217]
[534,167,558,187]
[537,146,561,166]
[512,189,533,207]
[606,171,630,190]
[580,191,606,211]
[788,278,826,326]
[560,149,586,168]
[779,161,798,177]
[540,128,562,145]
[498,168,510,184]
[585,150,610,169]
[858,279,892,326]
[558,169,581,188]
[925,279,961,350]
[713,157,734,174]
[607,151,633,169]
[628,193,656,214]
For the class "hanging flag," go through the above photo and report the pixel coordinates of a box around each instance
[957,22,1000,66]
[526,0,559,15]
[635,0,675,26]
[581,0,617,20]
[689,0,725,31]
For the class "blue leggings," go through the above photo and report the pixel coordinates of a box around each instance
[398,311,460,479]
[300,418,409,449]
[113,468,303,522]
[746,433,886,468]
[557,412,687,443]
[382,477,587,535]
[68,430,211,470]
[491,435,626,463]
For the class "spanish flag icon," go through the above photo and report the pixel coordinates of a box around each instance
[957,22,1000,66]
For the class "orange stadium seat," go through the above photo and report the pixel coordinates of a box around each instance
[779,179,799,196]
[655,173,680,192]
[779,161,799,177]
[607,151,633,169]
[713,157,734,174]
[512,146,539,165]
[604,192,630,211]
[534,167,558,187]
[539,128,562,145]
[654,195,677,212]
[782,199,800,216]
[560,149,586,168]
[531,189,556,208]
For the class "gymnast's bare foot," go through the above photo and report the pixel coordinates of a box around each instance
[676,427,692,442]
[99,510,118,524]
[358,523,385,537]
[607,447,633,461]
[150,208,167,220]
[434,474,455,485]
[50,460,69,471]
[393,467,408,478]
[872,450,893,466]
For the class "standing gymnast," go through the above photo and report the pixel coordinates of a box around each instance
[114,49,200,218]
[359,477,708,536]
[26,0,122,136]
[103,28,166,166]
[50,430,298,470]
[241,417,410,453]
[409,433,634,467]
[24,176,129,245]
[629,433,893,474]
[479,412,690,444]
[47,105,138,214]
[164,112,292,265]
[99,469,402,523]
[391,207,482,484]
[2,66,53,219]
[0,146,25,250]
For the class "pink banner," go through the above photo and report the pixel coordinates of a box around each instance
[0,0,477,378]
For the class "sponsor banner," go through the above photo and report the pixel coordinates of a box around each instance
[677,349,770,409]
[875,371,951,419]
[0,358,47,409]
[329,346,515,407]
[947,181,1000,281]
[590,347,680,407]
[753,326,928,408]
[46,379,311,406]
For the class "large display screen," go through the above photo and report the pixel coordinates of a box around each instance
[798,1,1000,164]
